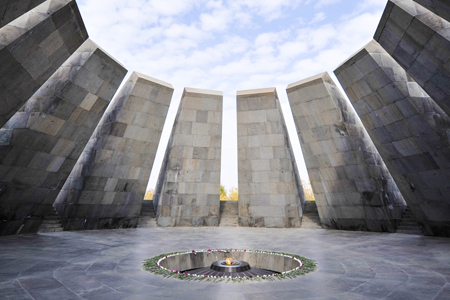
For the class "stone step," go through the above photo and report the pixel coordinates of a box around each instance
[301,201,321,229]
[220,201,238,216]
[398,225,422,230]
[37,228,64,233]
[219,216,239,227]
[38,207,64,233]
[39,223,62,229]
[141,212,156,217]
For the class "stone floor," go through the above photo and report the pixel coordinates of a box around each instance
[0,227,449,300]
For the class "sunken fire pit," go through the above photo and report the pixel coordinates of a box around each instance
[186,258,278,278]
[143,249,317,283]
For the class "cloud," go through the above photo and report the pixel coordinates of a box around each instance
[310,12,326,24]
[315,0,341,9]
[75,0,387,188]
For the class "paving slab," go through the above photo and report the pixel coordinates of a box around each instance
[0,228,448,299]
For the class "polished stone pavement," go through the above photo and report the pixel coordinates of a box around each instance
[0,227,449,300]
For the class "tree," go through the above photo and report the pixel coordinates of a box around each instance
[302,179,315,201]
[144,189,154,200]
[227,187,238,201]
[220,185,228,200]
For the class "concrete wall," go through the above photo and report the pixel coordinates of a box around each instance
[287,72,406,232]
[412,0,450,23]
[0,40,126,236]
[55,72,173,231]
[237,88,305,228]
[375,0,450,116]
[335,40,450,237]
[154,88,222,227]
[0,0,46,28]
[0,0,88,128]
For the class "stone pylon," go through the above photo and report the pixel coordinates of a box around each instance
[54,72,173,230]
[154,88,222,227]
[0,0,47,28]
[0,0,88,128]
[287,72,406,232]
[375,0,450,116]
[237,88,305,228]
[0,39,126,236]
[335,40,450,237]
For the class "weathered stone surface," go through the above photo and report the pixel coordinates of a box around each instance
[0,0,46,28]
[375,0,450,116]
[154,88,222,227]
[0,0,88,128]
[287,72,406,233]
[54,72,173,231]
[237,88,305,228]
[0,39,126,236]
[412,0,450,23]
[335,40,450,237]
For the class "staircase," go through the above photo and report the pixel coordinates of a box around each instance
[37,207,63,233]
[397,207,423,235]
[301,201,322,229]
[137,200,157,228]
[219,201,239,227]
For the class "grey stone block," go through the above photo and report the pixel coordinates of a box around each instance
[287,72,406,232]
[0,0,88,128]
[154,88,222,227]
[0,0,46,28]
[237,88,305,228]
[0,40,126,236]
[412,0,450,23]
[54,72,173,231]
[335,40,450,237]
[375,0,450,117]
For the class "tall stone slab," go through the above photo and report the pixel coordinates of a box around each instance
[0,0,46,28]
[287,73,406,232]
[375,0,450,115]
[54,72,173,231]
[0,39,127,236]
[154,88,222,227]
[412,0,450,23]
[237,88,305,228]
[0,0,88,128]
[335,40,450,237]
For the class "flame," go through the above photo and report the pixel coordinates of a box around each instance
[226,258,233,265]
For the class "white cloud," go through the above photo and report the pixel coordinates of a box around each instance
[315,0,341,9]
[310,12,326,24]
[75,0,387,189]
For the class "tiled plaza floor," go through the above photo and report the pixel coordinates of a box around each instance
[0,227,449,299]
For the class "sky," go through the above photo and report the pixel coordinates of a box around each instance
[76,0,387,190]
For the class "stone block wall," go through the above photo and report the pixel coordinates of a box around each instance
[335,40,450,237]
[412,0,450,22]
[375,0,450,116]
[154,88,222,227]
[287,72,405,232]
[55,72,173,230]
[237,88,305,228]
[0,0,88,128]
[0,39,126,236]
[0,0,46,28]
